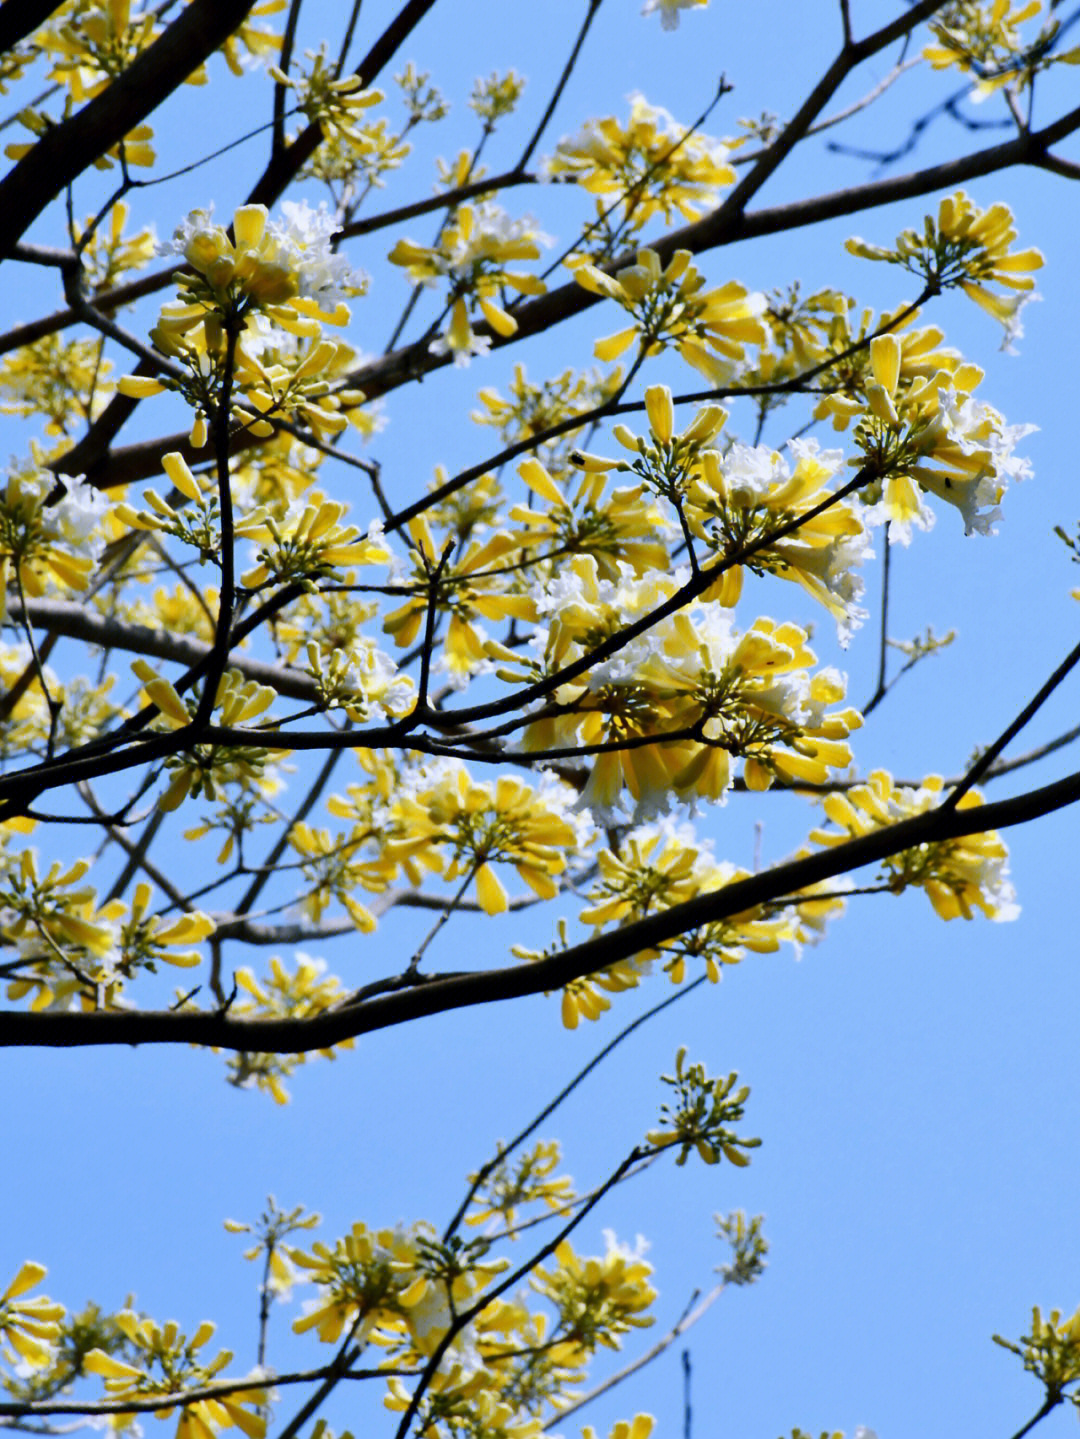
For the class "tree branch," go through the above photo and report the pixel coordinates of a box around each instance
[5,763,1079,1051]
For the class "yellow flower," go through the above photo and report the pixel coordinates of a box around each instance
[0,1262,64,1368]
[547,95,734,229]
[226,954,354,1103]
[0,466,107,620]
[810,770,1019,921]
[269,47,382,145]
[84,1314,265,1439]
[923,1,1079,98]
[569,247,764,379]
[237,495,388,588]
[850,332,1034,540]
[685,438,870,641]
[531,1236,656,1358]
[847,192,1042,344]
[385,767,581,913]
[389,204,547,365]
[118,883,215,973]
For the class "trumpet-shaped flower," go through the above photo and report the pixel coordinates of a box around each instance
[850,334,1034,541]
[547,94,734,229]
[384,767,583,913]
[225,954,354,1103]
[164,201,360,327]
[389,204,548,364]
[83,1313,266,1439]
[0,466,107,620]
[846,192,1043,345]
[132,663,281,812]
[521,559,861,819]
[0,1262,64,1369]
[569,247,765,379]
[238,497,389,588]
[531,1236,656,1359]
[923,1,1080,99]
[685,438,872,642]
[580,822,801,984]
[810,770,1019,921]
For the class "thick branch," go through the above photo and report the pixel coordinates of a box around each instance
[5,765,1079,1051]
[7,597,321,702]
[0,0,257,258]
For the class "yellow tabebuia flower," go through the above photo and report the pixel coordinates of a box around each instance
[225,954,354,1103]
[923,1,1080,99]
[389,203,547,364]
[582,1418,655,1439]
[384,766,583,912]
[847,191,1043,345]
[568,247,765,380]
[810,770,1019,921]
[0,1262,64,1368]
[84,1313,266,1439]
[547,94,734,229]
[531,1236,656,1359]
[0,466,107,620]
[850,332,1034,541]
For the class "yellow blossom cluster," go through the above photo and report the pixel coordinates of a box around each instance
[383,766,584,915]
[0,465,107,620]
[472,363,624,458]
[223,954,355,1105]
[645,1047,761,1167]
[993,1303,1080,1407]
[389,203,548,363]
[0,335,114,435]
[569,246,765,382]
[0,1262,63,1369]
[1,854,215,1012]
[133,662,282,812]
[810,770,1019,921]
[465,1140,575,1235]
[579,825,825,986]
[513,557,861,817]
[270,48,382,145]
[846,192,1043,340]
[548,94,736,232]
[84,1312,266,1439]
[923,1,1080,97]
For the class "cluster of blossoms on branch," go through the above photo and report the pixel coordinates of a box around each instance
[0,176,1039,1053]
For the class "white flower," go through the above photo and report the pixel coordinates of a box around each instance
[641,0,709,28]
[429,329,491,367]
[268,199,363,304]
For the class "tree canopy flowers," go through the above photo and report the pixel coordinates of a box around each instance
[83,1312,267,1439]
[0,1261,63,1368]
[167,200,360,322]
[810,770,1019,921]
[849,333,1034,540]
[923,1,1080,98]
[0,466,107,619]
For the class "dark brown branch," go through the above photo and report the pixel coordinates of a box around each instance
[4,763,1079,1052]
[0,0,258,258]
[8,598,321,702]
[244,0,440,208]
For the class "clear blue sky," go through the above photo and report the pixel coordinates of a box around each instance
[4,3,1080,1438]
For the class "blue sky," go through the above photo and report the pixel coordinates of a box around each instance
[4,3,1080,1438]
